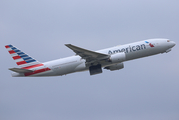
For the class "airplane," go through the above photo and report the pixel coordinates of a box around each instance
[5,38,175,77]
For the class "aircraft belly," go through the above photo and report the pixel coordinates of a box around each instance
[28,70,55,77]
[125,47,161,61]
[74,61,87,72]
[53,61,82,75]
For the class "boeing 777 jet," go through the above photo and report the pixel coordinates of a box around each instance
[5,38,175,77]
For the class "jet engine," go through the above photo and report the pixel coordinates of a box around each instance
[109,52,126,63]
[104,63,124,71]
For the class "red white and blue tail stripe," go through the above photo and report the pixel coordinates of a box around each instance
[5,44,44,69]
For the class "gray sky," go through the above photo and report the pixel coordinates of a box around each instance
[1,0,179,120]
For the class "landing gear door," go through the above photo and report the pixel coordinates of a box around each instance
[89,64,102,75]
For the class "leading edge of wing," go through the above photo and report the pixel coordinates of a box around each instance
[65,44,109,60]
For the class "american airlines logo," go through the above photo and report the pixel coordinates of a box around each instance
[145,41,154,47]
[108,41,155,54]
[108,44,146,54]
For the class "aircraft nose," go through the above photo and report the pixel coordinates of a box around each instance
[170,41,176,47]
[167,40,176,48]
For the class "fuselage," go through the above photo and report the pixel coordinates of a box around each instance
[11,38,175,77]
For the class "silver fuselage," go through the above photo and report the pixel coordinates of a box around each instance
[12,39,175,77]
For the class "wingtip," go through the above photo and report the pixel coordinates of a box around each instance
[65,44,72,46]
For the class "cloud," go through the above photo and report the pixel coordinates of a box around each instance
[1,0,179,120]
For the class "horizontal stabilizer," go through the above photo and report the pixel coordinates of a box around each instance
[9,68,33,73]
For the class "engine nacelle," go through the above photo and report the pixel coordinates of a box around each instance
[104,63,124,71]
[109,52,126,63]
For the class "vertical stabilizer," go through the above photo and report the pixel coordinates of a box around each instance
[5,45,44,69]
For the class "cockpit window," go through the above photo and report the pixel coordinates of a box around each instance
[167,40,170,42]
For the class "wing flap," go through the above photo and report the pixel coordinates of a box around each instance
[65,44,109,62]
[9,68,33,73]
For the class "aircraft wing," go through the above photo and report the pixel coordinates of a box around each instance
[65,44,109,63]
[9,68,33,73]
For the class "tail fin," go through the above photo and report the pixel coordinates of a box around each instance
[5,45,43,69]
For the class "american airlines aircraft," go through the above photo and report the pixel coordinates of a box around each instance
[5,38,175,77]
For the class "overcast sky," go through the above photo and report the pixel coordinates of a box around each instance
[1,0,179,120]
